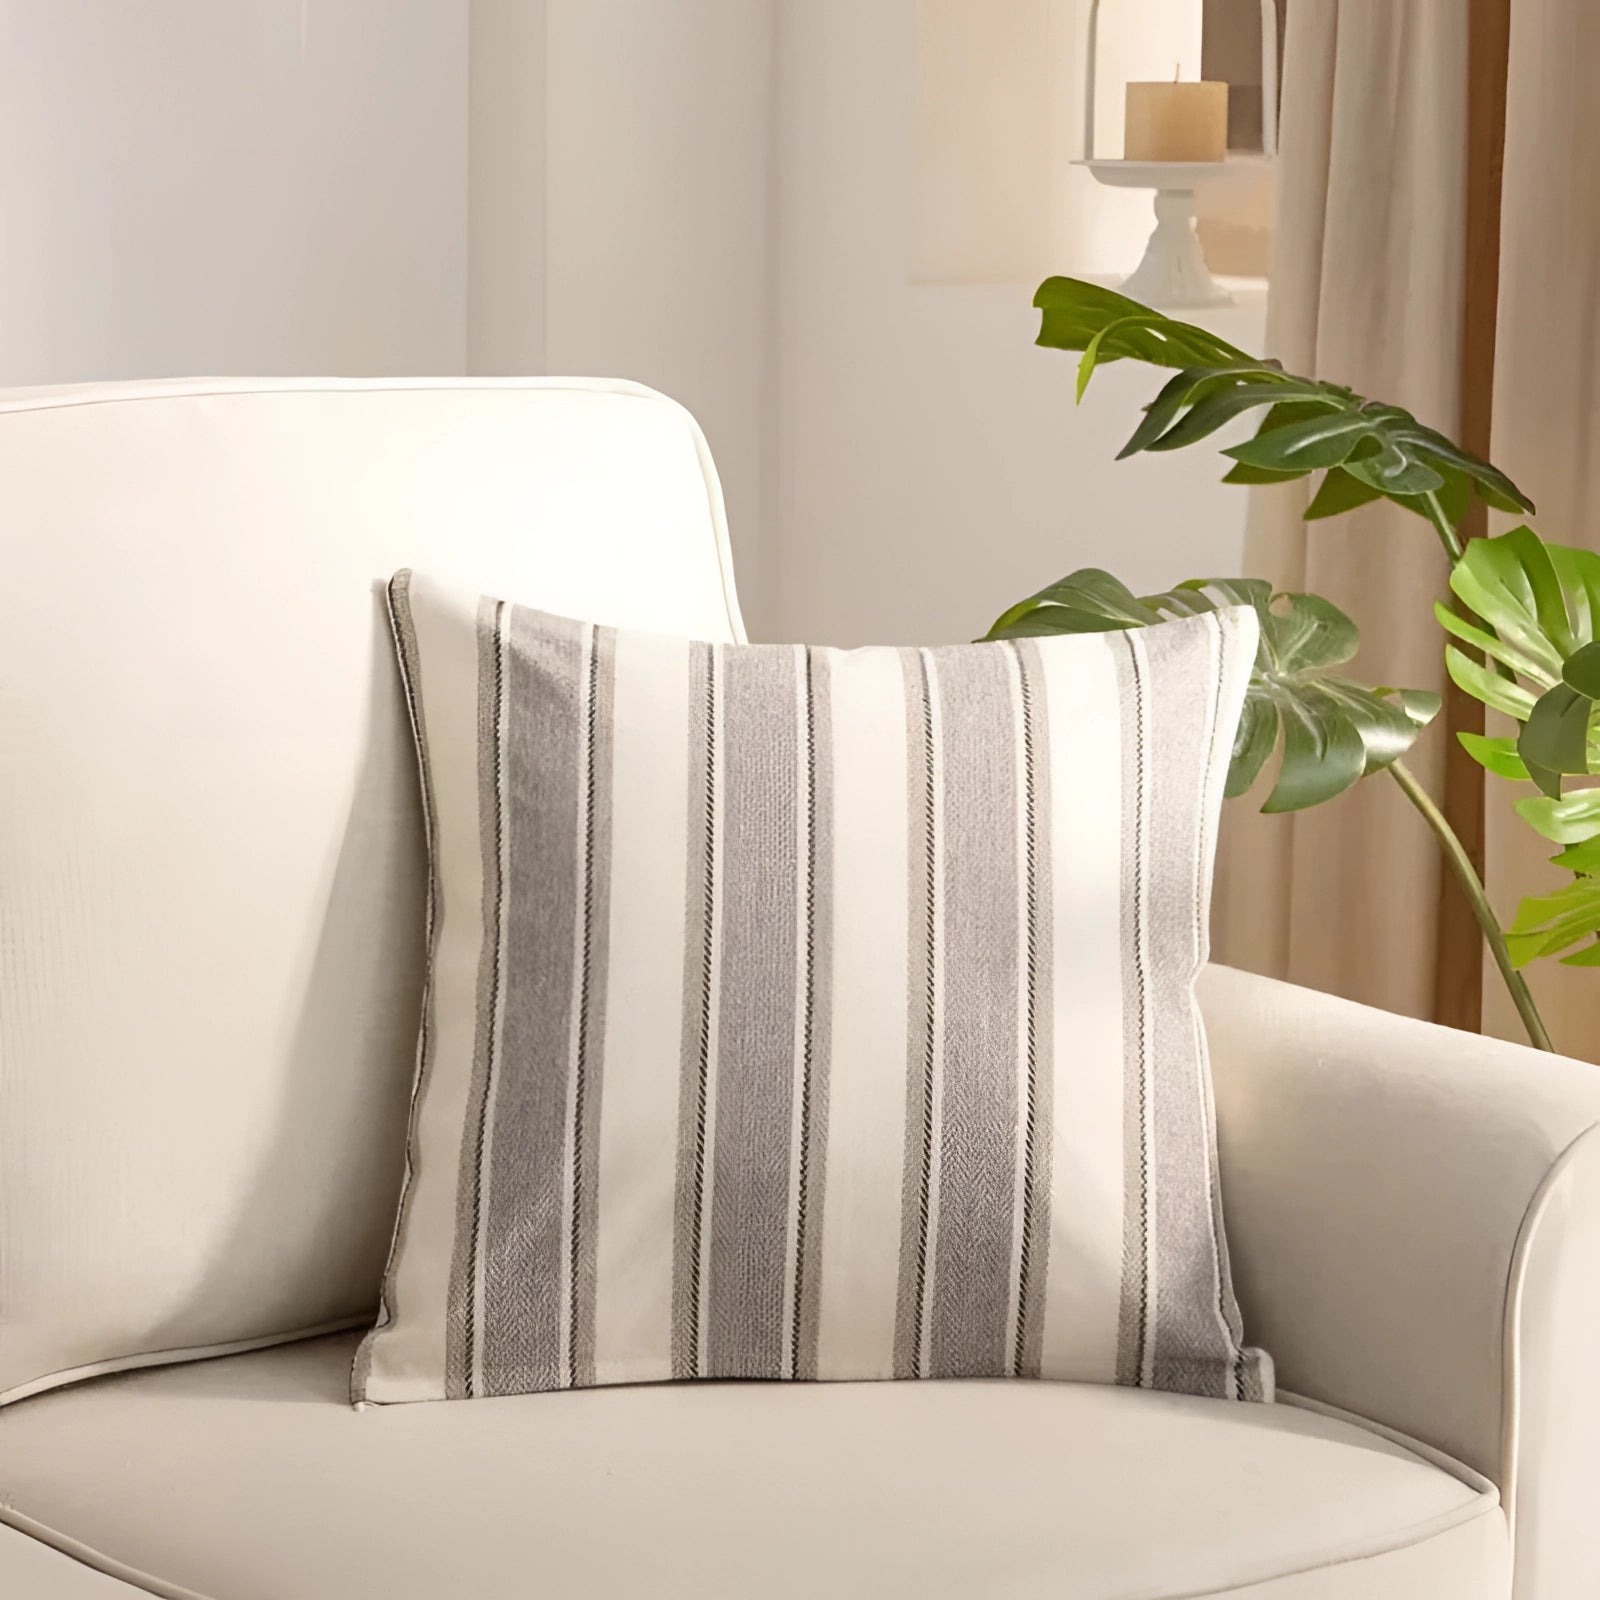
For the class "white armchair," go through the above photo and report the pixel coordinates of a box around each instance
[0,378,1595,1599]
[1203,963,1600,1600]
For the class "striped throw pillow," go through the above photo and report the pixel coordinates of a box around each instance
[354,571,1272,1406]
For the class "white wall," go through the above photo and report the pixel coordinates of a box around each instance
[462,0,1266,650]
[911,0,1210,288]
[0,0,468,384]
[466,0,780,631]
[468,0,546,374]
[459,0,1265,648]
[0,0,1259,649]
[772,0,1264,648]
[542,0,780,630]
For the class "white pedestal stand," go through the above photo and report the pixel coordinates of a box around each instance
[1077,159,1255,310]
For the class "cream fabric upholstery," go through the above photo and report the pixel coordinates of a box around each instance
[0,376,1586,1598]
[0,378,745,1407]
[0,1525,148,1598]
[0,1331,1505,1600]
[1203,964,1600,1600]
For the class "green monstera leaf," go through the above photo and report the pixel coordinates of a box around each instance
[1033,277,1533,545]
[984,569,1439,814]
[1439,526,1600,801]
[1506,874,1600,969]
[1518,788,1600,846]
[1435,526,1600,970]
[1507,804,1600,969]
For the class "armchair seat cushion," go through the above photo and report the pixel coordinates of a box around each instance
[0,1333,1506,1600]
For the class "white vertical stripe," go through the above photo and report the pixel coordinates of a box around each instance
[780,644,810,1377]
[1002,644,1031,1369]
[1198,612,1254,917]
[815,646,909,1379]
[556,623,595,1382]
[917,649,945,1378]
[1191,613,1250,1369]
[1037,632,1126,1385]
[591,627,691,1385]
[694,645,725,1377]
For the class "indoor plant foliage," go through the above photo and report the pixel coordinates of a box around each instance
[995,278,1600,1053]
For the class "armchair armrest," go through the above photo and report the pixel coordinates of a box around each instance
[1201,964,1600,1599]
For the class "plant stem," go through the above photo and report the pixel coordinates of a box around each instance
[1421,490,1465,563]
[1387,758,1554,1052]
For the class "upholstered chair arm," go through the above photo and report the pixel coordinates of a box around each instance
[1200,963,1600,1599]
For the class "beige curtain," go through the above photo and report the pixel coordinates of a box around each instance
[1215,0,1600,1060]
[1213,2,1471,1022]
[1484,0,1600,1053]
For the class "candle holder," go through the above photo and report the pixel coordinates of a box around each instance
[1077,160,1261,309]
[1080,0,1278,309]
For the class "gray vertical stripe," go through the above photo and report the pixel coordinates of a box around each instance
[1011,640,1054,1380]
[1140,613,1247,1400]
[790,647,833,1381]
[568,625,617,1390]
[446,596,508,1399]
[894,648,938,1380]
[929,645,1020,1380]
[706,646,802,1377]
[1115,632,1153,1389]
[479,609,587,1397]
[672,641,717,1380]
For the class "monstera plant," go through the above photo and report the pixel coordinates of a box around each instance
[994,277,1600,1054]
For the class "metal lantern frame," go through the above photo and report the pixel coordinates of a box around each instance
[1078,0,1280,308]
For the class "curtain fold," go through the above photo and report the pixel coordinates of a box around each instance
[1216,0,1600,1061]
[1484,0,1600,1054]
[1212,1,1470,1023]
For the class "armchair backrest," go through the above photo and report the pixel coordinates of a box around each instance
[0,377,746,1404]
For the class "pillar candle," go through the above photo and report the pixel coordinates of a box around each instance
[1124,80,1229,164]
